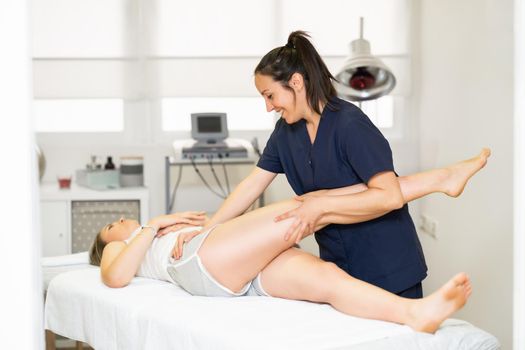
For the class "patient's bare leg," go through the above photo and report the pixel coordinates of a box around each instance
[199,200,303,292]
[399,148,490,201]
[258,248,471,333]
[336,148,491,202]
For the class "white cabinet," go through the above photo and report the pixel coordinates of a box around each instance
[40,183,149,257]
[40,201,69,257]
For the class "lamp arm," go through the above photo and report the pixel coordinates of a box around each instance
[359,17,364,39]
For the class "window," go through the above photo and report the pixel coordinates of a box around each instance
[32,0,410,135]
[34,99,124,132]
[352,96,394,128]
[162,97,275,131]
[162,96,393,131]
[278,0,410,56]
[154,0,275,57]
[32,0,131,58]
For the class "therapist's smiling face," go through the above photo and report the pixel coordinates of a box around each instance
[101,217,141,243]
[255,73,305,124]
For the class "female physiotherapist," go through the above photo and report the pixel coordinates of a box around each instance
[174,31,471,298]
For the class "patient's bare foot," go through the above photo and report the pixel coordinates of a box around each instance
[406,273,472,333]
[441,148,491,197]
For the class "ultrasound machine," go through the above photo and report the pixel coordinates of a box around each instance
[167,113,261,213]
[173,113,254,160]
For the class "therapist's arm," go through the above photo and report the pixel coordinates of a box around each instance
[317,171,404,225]
[304,183,369,197]
[205,166,277,227]
[276,171,404,242]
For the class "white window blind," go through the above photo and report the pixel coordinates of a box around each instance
[355,96,394,128]
[278,0,410,56]
[162,96,393,131]
[32,0,409,134]
[34,99,124,132]
[153,0,276,57]
[32,0,131,57]
[162,97,275,131]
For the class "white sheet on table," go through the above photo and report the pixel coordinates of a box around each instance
[42,251,89,267]
[343,318,500,350]
[42,264,95,291]
[45,268,413,349]
[42,251,93,291]
[45,268,499,350]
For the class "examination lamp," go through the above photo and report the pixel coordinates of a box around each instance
[335,17,396,102]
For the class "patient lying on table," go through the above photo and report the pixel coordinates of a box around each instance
[87,151,493,334]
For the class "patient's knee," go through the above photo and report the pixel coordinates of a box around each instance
[306,261,341,302]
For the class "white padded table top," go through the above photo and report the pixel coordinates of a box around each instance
[45,268,499,350]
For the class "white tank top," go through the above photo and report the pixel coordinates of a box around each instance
[126,226,203,282]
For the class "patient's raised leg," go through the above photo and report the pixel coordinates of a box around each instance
[258,248,471,333]
[333,148,491,202]
[398,148,490,201]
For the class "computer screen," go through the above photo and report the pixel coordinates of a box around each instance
[197,116,222,133]
[191,113,228,144]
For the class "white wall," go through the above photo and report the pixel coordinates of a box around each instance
[416,0,513,348]
[0,1,43,348]
[514,1,525,348]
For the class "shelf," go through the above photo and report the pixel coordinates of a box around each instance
[39,182,149,201]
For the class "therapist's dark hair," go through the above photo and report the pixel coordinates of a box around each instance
[89,231,107,266]
[254,30,338,115]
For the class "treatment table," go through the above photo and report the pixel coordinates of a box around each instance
[44,266,500,350]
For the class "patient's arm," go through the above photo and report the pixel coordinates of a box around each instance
[100,227,157,288]
[100,212,207,287]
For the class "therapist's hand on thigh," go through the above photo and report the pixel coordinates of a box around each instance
[274,195,327,243]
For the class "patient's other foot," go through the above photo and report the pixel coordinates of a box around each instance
[406,273,472,333]
[442,148,491,197]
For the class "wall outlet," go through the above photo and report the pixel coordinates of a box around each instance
[420,214,438,239]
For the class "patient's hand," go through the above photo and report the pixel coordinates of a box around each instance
[154,211,208,237]
[171,229,204,260]
[156,223,196,237]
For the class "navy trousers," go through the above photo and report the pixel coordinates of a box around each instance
[396,282,423,299]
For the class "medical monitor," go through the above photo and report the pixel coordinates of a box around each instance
[191,113,228,145]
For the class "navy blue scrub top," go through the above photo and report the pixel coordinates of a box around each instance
[257,97,427,294]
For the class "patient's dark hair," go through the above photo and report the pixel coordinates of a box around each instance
[89,230,107,266]
[254,30,338,115]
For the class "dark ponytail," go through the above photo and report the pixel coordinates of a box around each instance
[254,31,338,115]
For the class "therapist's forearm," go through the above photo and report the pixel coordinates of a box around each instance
[206,175,266,227]
[318,207,388,229]
[320,183,368,196]
[318,189,403,226]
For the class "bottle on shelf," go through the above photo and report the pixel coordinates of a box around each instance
[104,156,116,170]
[87,155,98,170]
